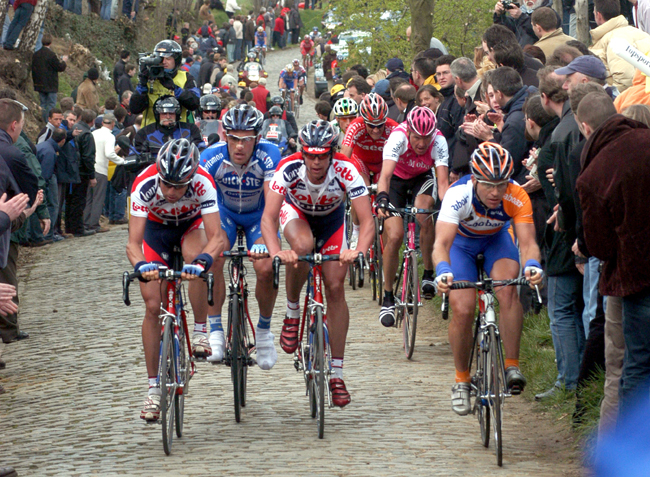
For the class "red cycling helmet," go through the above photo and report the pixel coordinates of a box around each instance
[407,106,437,137]
[359,92,388,126]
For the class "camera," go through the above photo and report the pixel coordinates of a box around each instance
[501,0,520,8]
[138,53,165,80]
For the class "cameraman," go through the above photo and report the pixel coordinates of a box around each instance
[130,40,201,127]
[493,0,560,47]
[135,96,204,161]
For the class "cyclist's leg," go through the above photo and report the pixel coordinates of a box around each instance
[381,216,403,292]
[140,280,164,378]
[349,156,370,248]
[414,192,435,270]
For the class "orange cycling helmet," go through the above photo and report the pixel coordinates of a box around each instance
[359,92,388,125]
[470,142,514,181]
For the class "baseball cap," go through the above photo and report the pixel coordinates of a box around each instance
[373,79,390,100]
[555,55,607,81]
[330,84,345,96]
[386,57,404,71]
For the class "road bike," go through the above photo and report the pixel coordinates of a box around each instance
[441,254,542,466]
[123,249,214,455]
[272,252,364,438]
[387,205,437,359]
[220,226,258,423]
[344,194,364,291]
[367,183,383,306]
[280,88,297,117]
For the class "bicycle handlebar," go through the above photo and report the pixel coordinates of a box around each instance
[221,250,271,258]
[122,269,214,307]
[272,252,365,290]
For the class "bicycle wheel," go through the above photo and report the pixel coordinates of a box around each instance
[369,247,377,301]
[314,307,325,438]
[476,330,490,448]
[160,318,176,455]
[488,326,503,466]
[402,251,419,359]
[375,218,383,307]
[229,295,243,423]
[175,319,190,438]
[239,303,248,409]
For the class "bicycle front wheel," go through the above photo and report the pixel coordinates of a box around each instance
[239,303,249,409]
[375,217,383,306]
[314,307,325,439]
[403,251,419,359]
[229,296,244,423]
[489,326,503,466]
[175,318,190,438]
[160,318,176,455]
[476,330,490,448]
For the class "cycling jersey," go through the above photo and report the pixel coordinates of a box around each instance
[279,69,297,89]
[437,174,533,238]
[255,31,267,47]
[293,65,307,80]
[269,152,368,216]
[383,123,449,180]
[130,163,219,225]
[342,117,399,175]
[199,139,281,214]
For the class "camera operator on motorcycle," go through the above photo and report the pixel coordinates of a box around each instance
[260,105,297,156]
[264,95,298,138]
[130,40,201,127]
[196,94,225,146]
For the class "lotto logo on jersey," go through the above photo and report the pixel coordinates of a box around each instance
[139,181,157,202]
[271,182,286,195]
[333,164,353,182]
[194,181,207,197]
[132,203,148,213]
[279,208,289,225]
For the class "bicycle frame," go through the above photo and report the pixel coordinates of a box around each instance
[225,253,256,355]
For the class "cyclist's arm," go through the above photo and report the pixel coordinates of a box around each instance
[433,134,450,199]
[514,221,543,286]
[339,145,352,159]
[278,76,286,89]
[261,188,284,256]
[377,159,397,196]
[126,215,148,267]
[201,211,228,261]
[349,194,374,256]
[435,164,449,200]
[433,220,459,292]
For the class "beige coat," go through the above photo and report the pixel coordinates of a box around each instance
[76,78,100,113]
[199,4,215,24]
[534,28,574,60]
[590,15,650,92]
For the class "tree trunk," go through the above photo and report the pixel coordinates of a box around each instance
[575,0,589,45]
[410,0,434,55]
[254,0,261,15]
[0,0,9,33]
[19,0,49,53]
[552,0,562,19]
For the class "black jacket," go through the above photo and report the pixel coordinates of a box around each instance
[493,0,561,47]
[199,58,215,86]
[117,73,134,98]
[0,129,39,203]
[31,46,67,94]
[73,122,96,179]
[499,86,534,184]
[57,120,81,184]
[113,58,127,94]
[436,84,464,163]
[452,83,483,175]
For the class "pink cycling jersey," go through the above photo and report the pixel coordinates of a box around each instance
[382,123,449,180]
[341,117,398,175]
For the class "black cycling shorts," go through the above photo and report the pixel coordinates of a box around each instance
[388,172,436,210]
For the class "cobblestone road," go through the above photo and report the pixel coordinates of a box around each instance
[0,48,581,476]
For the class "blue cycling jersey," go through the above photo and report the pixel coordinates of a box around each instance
[199,139,281,215]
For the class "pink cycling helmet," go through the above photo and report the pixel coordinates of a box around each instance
[407,106,437,137]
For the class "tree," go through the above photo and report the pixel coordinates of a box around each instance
[409,0,434,55]
[0,0,9,33]
[19,0,51,54]
[575,0,589,45]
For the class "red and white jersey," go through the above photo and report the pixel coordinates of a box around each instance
[341,117,399,175]
[383,123,449,180]
[130,164,219,224]
[269,152,368,216]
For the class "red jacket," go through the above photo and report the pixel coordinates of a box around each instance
[15,0,37,9]
[251,86,270,114]
[274,17,285,34]
[256,14,265,28]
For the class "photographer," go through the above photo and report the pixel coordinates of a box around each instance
[493,0,560,47]
[134,97,204,162]
[130,40,201,128]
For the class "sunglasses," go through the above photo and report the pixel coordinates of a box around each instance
[476,179,509,191]
[226,134,256,144]
[160,178,189,190]
[366,122,385,130]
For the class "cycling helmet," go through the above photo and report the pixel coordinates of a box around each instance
[332,97,359,118]
[285,64,294,73]
[359,92,388,125]
[222,104,264,132]
[470,142,514,182]
[407,106,437,137]
[270,95,284,106]
[154,96,181,126]
[269,105,283,116]
[156,138,200,185]
[298,120,337,154]
[247,50,257,60]
[154,40,183,73]
[199,94,221,113]
[304,35,310,40]
[257,26,263,32]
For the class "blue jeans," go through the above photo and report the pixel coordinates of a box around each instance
[64,0,82,14]
[234,39,243,61]
[4,3,34,48]
[106,182,127,221]
[100,0,111,19]
[33,15,45,52]
[547,271,585,389]
[582,257,601,338]
[1,13,10,44]
[39,92,58,124]
[226,43,235,63]
[44,175,58,240]
[619,287,650,418]
[562,10,577,38]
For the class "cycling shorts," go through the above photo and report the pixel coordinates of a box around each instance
[350,154,380,183]
[388,172,436,210]
[449,226,520,282]
[283,79,295,90]
[219,206,264,250]
[279,201,347,254]
[143,216,204,268]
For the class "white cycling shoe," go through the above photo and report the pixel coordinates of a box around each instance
[207,330,225,363]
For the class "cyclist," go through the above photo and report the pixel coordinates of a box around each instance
[432,142,543,415]
[291,59,307,103]
[200,104,282,370]
[376,106,449,325]
[127,138,227,421]
[278,63,298,111]
[300,35,315,68]
[260,120,375,407]
[331,97,358,149]
[340,93,398,248]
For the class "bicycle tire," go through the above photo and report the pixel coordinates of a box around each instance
[175,319,189,438]
[489,326,503,466]
[376,219,383,307]
[314,306,325,439]
[393,256,405,325]
[476,329,490,448]
[230,295,243,423]
[403,251,419,359]
[160,318,176,455]
[239,301,248,409]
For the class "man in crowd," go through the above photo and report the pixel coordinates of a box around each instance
[36,128,66,243]
[31,33,68,124]
[531,7,574,58]
[113,50,131,95]
[67,109,97,238]
[117,64,136,99]
[37,108,64,144]
[77,68,101,113]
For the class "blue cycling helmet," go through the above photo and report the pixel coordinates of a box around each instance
[222,104,264,133]
[298,120,337,154]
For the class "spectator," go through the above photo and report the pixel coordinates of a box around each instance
[576,94,650,420]
[224,21,237,63]
[411,56,438,88]
[385,57,410,81]
[493,0,560,47]
[322,44,337,89]
[555,55,615,99]
[233,15,243,61]
[256,6,266,29]
[346,76,371,105]
[198,26,218,55]
[67,109,96,237]
[483,25,543,86]
[112,50,130,95]
[225,0,240,19]
[120,91,135,127]
[55,110,80,237]
[37,108,63,144]
[523,44,546,65]
[77,68,100,113]
[189,54,202,81]
[315,100,332,120]
[435,55,464,162]
[31,33,68,123]
[546,44,583,67]
[531,7,574,59]
[36,128,65,242]
[210,55,228,86]
[273,13,285,50]
[289,6,303,44]
[590,0,650,92]
[199,0,215,24]
[198,51,215,87]
[116,64,136,99]
[251,77,271,113]
[393,83,416,123]
[244,13,255,56]
[3,0,36,50]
